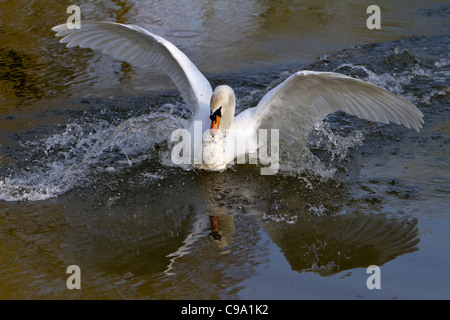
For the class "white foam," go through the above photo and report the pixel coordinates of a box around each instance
[308,205,328,216]
[262,213,298,225]
[0,112,185,201]
[4,59,436,201]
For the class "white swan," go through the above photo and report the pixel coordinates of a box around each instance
[52,21,424,172]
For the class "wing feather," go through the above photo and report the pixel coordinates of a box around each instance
[240,71,423,143]
[52,21,212,115]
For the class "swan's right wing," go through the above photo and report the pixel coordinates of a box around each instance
[237,71,423,143]
[52,21,212,114]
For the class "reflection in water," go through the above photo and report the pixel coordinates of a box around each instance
[197,167,419,275]
[155,168,420,299]
[148,166,419,296]
[0,163,420,298]
[262,213,419,276]
[0,48,43,106]
[1,0,448,114]
[0,0,447,299]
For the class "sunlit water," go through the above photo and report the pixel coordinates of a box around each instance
[0,0,449,299]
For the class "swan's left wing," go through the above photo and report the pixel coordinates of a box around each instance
[236,71,424,143]
[52,21,212,115]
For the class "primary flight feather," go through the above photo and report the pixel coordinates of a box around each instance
[52,21,424,171]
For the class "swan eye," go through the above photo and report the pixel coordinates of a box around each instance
[210,106,222,121]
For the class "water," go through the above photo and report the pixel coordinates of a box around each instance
[0,0,449,299]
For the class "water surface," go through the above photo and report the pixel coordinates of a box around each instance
[0,0,449,299]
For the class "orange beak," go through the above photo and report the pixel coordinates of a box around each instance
[210,114,221,133]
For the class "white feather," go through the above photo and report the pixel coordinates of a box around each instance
[234,71,423,146]
[52,21,212,119]
[53,22,424,171]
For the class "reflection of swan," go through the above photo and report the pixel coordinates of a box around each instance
[52,21,424,171]
[263,213,419,276]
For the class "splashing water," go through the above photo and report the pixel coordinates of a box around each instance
[0,112,186,201]
[2,46,443,202]
[0,109,360,201]
[310,119,364,162]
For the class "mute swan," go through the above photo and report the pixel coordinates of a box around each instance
[52,21,424,172]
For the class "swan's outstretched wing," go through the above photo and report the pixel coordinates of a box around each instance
[52,21,212,114]
[237,71,424,143]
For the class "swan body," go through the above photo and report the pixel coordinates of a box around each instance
[52,21,424,172]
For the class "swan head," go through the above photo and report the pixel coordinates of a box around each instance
[210,85,236,133]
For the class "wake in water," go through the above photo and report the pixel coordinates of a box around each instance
[0,104,364,201]
[1,37,447,201]
[0,112,187,201]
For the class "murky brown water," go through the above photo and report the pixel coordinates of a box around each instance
[0,0,449,299]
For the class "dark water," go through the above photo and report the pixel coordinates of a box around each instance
[0,0,449,299]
